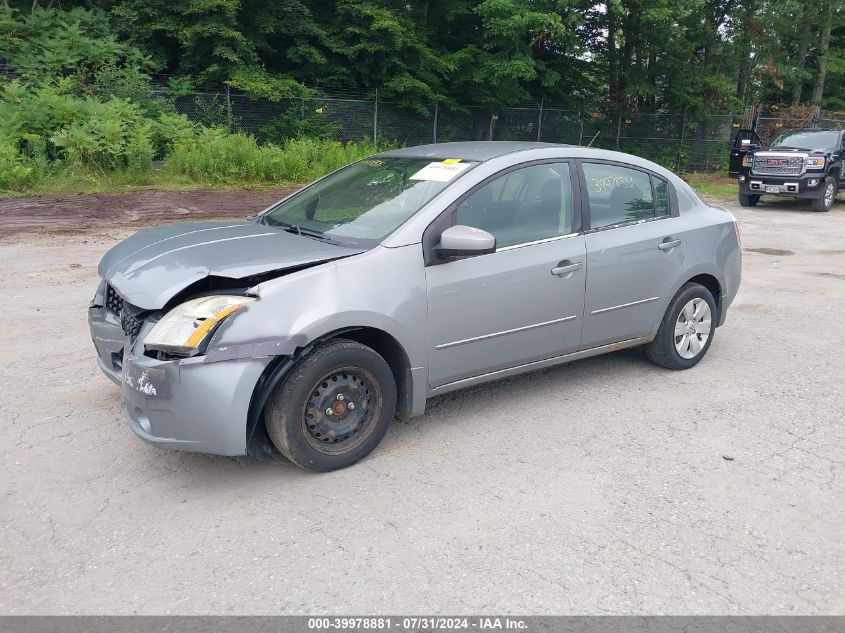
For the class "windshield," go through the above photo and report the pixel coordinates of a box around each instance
[261,157,476,247]
[770,130,840,151]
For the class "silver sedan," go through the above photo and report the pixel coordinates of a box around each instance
[89,142,742,471]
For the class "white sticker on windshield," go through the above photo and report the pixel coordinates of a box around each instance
[410,161,472,182]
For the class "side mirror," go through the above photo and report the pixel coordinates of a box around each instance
[435,225,496,258]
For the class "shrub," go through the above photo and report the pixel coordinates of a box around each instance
[0,140,36,191]
[50,98,155,170]
[151,112,198,159]
[92,64,169,117]
[259,106,338,144]
[164,128,267,183]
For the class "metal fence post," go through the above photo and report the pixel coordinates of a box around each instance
[537,98,544,142]
[578,114,584,146]
[615,110,622,149]
[225,85,233,131]
[433,102,438,144]
[676,108,687,172]
[373,89,378,144]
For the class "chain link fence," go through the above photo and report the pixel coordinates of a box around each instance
[751,105,845,145]
[164,89,754,173]
[3,63,841,173]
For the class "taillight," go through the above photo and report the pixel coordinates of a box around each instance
[734,221,741,247]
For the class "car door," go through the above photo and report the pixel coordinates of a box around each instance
[578,161,687,350]
[424,161,586,388]
[729,129,763,176]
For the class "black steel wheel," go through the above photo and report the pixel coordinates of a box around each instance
[265,339,396,471]
[301,366,382,455]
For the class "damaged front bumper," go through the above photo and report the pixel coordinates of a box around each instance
[89,283,272,456]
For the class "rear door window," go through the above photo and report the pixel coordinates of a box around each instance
[582,163,655,229]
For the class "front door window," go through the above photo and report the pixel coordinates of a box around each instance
[454,163,574,247]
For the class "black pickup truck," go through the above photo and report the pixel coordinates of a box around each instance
[736,128,844,212]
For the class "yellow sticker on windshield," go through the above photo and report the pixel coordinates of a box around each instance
[410,161,472,182]
[442,158,462,164]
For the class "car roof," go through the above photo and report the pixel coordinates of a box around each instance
[376,141,575,162]
[375,141,689,189]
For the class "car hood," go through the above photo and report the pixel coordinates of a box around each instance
[767,146,830,155]
[99,221,364,310]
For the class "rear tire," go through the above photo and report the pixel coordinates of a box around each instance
[265,339,396,472]
[646,283,717,370]
[811,176,836,212]
[738,194,760,207]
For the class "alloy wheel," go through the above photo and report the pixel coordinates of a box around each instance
[825,182,835,208]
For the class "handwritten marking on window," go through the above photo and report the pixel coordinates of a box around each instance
[591,175,635,193]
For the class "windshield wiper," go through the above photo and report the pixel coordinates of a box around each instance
[278,223,339,244]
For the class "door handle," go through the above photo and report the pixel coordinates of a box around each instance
[551,261,583,277]
[658,239,681,251]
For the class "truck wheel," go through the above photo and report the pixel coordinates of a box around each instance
[738,194,760,207]
[811,177,836,212]
[265,339,396,472]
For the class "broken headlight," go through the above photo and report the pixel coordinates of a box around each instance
[144,295,255,357]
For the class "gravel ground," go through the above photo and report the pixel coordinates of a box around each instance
[1,193,843,615]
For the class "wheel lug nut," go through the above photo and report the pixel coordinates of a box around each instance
[325,408,333,416]
[348,403,355,410]
[337,394,344,401]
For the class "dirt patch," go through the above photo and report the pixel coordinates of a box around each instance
[0,187,300,236]
[744,247,795,256]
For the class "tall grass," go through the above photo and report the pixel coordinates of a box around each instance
[1,135,392,195]
[164,131,389,186]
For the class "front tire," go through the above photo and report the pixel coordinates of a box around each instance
[646,283,717,370]
[738,193,760,207]
[265,339,397,471]
[811,176,836,212]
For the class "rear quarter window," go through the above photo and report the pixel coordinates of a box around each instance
[653,177,670,216]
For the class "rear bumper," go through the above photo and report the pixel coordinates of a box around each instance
[89,287,271,456]
[738,173,827,198]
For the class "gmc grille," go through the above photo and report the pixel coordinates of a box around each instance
[752,155,804,176]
